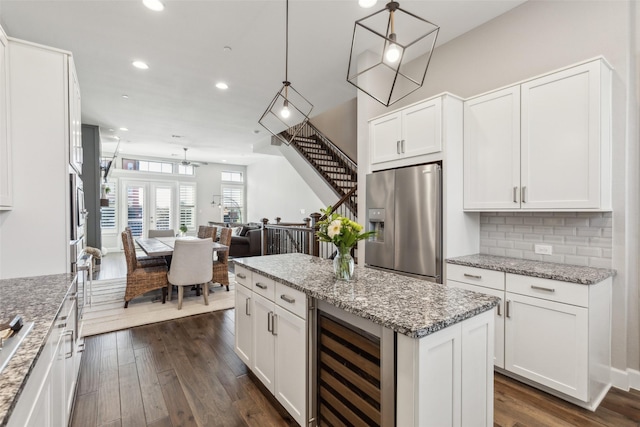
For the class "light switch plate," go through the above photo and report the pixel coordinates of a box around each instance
[534,244,553,255]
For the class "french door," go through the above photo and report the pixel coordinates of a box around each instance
[121,181,175,238]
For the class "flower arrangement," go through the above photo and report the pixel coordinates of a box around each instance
[316,206,375,280]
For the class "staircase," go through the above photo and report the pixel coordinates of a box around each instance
[282,121,358,216]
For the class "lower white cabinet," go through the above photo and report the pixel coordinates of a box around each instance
[446,263,611,410]
[234,266,307,426]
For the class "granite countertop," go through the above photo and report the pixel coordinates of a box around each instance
[0,273,75,427]
[446,254,615,285]
[233,253,499,339]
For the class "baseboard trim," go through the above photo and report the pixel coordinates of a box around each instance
[611,367,640,391]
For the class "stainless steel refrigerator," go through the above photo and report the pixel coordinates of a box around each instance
[365,163,442,282]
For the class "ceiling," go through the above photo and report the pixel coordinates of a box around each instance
[0,0,525,166]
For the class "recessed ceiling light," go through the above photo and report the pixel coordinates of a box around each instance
[122,94,129,99]
[359,0,377,7]
[132,61,149,70]
[215,82,229,90]
[143,0,164,12]
[222,160,227,162]
[119,127,129,131]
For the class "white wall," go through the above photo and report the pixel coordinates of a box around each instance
[357,0,639,380]
[246,156,324,224]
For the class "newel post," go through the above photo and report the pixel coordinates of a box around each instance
[261,218,269,256]
[310,212,322,257]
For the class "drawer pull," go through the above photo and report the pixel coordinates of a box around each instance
[280,294,295,304]
[237,273,247,279]
[267,311,273,332]
[245,297,251,316]
[256,282,268,290]
[496,303,501,317]
[531,285,555,293]
[463,273,482,279]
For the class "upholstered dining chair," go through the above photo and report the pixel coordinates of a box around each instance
[148,229,175,238]
[121,231,168,308]
[124,227,166,268]
[212,227,232,291]
[167,239,213,310]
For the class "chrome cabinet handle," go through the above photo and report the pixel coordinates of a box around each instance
[513,186,518,203]
[521,186,527,203]
[237,273,246,279]
[496,302,501,317]
[397,140,401,154]
[506,300,511,318]
[245,297,251,316]
[463,273,482,279]
[280,294,295,304]
[272,314,278,336]
[531,285,555,293]
[256,282,267,290]
[267,311,273,332]
[401,139,405,153]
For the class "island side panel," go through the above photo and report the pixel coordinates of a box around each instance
[396,310,494,427]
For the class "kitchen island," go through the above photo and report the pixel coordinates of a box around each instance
[233,253,499,427]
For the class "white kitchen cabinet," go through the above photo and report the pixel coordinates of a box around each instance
[446,263,612,410]
[464,58,612,211]
[370,96,442,166]
[0,25,11,209]
[235,267,308,426]
[68,57,82,174]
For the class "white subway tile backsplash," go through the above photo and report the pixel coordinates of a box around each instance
[479,212,612,268]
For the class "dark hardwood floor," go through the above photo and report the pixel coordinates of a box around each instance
[77,252,640,426]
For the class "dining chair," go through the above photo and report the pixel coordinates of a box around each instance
[167,239,213,310]
[212,227,232,291]
[122,231,168,308]
[125,227,167,267]
[148,229,175,238]
[197,225,216,240]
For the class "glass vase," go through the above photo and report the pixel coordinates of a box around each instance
[333,247,355,281]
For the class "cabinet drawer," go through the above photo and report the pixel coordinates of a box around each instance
[506,273,588,307]
[446,264,505,290]
[235,266,252,290]
[275,282,307,320]
[253,273,275,301]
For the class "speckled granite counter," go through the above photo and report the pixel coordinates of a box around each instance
[0,273,75,427]
[233,253,499,339]
[446,254,614,285]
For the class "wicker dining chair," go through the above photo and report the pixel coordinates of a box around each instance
[148,229,175,238]
[122,231,168,308]
[197,225,217,240]
[212,227,232,291]
[124,227,167,268]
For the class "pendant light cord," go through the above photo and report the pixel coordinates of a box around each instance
[284,0,289,83]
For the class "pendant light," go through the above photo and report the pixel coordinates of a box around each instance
[347,1,439,107]
[259,0,313,146]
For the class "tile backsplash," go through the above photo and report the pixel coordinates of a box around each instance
[479,212,612,269]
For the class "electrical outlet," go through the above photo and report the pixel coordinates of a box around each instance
[534,244,553,255]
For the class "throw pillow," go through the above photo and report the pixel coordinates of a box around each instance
[230,226,242,236]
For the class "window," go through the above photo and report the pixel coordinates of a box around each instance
[122,158,174,174]
[178,164,195,175]
[100,181,117,230]
[126,185,145,237]
[221,171,243,183]
[179,184,196,230]
[222,186,243,224]
[154,187,173,230]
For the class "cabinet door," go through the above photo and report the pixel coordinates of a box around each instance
[520,61,602,209]
[252,293,276,393]
[274,306,306,427]
[234,284,253,366]
[63,300,78,423]
[370,112,402,164]
[68,58,82,174]
[505,292,588,400]
[464,87,520,209]
[0,28,11,208]
[447,280,505,368]
[402,98,442,158]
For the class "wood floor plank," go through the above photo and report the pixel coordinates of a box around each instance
[158,369,198,427]
[70,391,98,427]
[101,348,118,373]
[77,335,102,395]
[146,415,173,427]
[118,362,147,427]
[134,346,170,424]
[116,329,136,366]
[97,365,121,426]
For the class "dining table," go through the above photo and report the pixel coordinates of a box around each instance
[135,236,229,257]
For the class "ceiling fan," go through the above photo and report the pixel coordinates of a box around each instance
[180,147,203,167]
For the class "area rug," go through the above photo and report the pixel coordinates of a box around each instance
[81,275,235,336]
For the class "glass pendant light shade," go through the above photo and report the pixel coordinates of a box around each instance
[259,81,313,145]
[347,1,439,107]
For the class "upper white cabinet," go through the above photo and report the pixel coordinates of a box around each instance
[68,57,82,174]
[464,58,612,211]
[0,26,11,209]
[370,96,442,166]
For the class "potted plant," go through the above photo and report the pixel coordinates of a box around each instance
[100,186,111,207]
[179,224,188,236]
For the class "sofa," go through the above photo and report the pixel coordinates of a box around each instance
[209,222,262,257]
